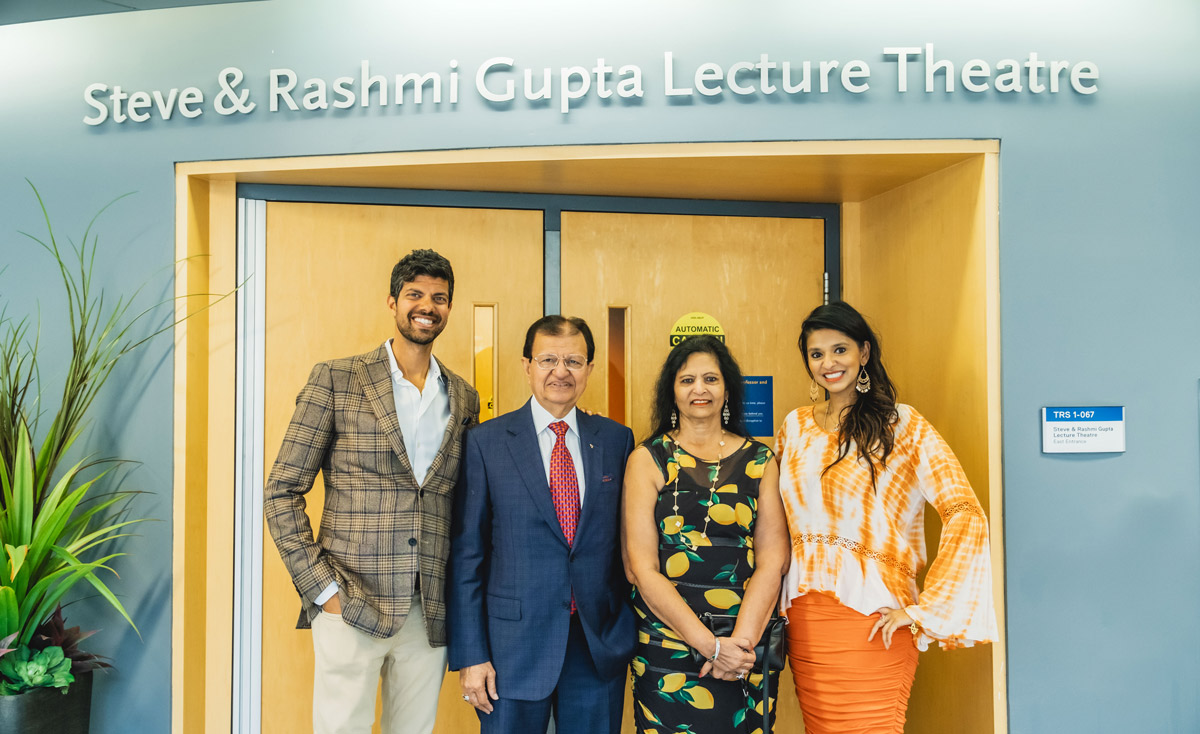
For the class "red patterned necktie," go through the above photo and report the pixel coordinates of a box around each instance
[548,420,581,613]
[548,421,581,545]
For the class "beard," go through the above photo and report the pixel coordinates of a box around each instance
[396,312,446,346]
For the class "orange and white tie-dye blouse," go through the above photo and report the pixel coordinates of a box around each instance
[775,404,997,650]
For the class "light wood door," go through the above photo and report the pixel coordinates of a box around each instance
[844,156,997,733]
[560,210,826,733]
[560,211,825,442]
[261,201,543,734]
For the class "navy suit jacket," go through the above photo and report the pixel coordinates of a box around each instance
[447,400,636,701]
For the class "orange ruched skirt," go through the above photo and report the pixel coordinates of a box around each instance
[786,592,919,734]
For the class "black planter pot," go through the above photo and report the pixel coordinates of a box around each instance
[0,670,92,734]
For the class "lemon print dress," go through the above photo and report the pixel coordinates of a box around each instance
[631,434,778,734]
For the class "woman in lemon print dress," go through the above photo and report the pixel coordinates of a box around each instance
[622,336,789,733]
[777,302,998,733]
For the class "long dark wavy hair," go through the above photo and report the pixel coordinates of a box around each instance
[799,302,899,488]
[648,335,747,440]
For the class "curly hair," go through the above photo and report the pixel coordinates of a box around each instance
[389,249,455,302]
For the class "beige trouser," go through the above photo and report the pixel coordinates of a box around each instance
[311,593,446,734]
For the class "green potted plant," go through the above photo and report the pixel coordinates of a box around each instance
[0,183,155,733]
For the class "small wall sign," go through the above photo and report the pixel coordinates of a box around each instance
[742,376,774,437]
[1041,406,1125,454]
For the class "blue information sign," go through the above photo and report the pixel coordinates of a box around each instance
[742,376,774,437]
[1043,406,1124,422]
[1041,406,1126,453]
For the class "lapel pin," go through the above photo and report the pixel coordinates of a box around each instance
[589,443,594,449]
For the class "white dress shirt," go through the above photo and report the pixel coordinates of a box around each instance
[314,342,451,605]
[529,399,586,506]
[385,341,452,486]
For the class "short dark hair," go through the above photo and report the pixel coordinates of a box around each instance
[522,315,595,363]
[648,335,747,440]
[389,249,455,302]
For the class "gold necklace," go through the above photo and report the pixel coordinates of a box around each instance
[823,403,844,432]
[670,430,726,547]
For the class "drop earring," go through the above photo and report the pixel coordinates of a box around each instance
[671,408,678,430]
[809,380,821,402]
[855,365,871,394]
[722,399,730,425]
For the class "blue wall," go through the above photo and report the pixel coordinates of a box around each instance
[2,1,1197,731]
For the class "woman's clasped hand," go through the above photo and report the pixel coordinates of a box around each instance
[702,635,755,681]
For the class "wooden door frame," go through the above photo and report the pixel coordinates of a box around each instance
[172,140,1004,734]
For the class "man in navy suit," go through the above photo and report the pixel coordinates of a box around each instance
[447,315,635,734]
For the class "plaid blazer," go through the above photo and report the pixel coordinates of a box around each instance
[265,344,479,643]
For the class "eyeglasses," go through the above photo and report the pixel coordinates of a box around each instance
[531,354,589,372]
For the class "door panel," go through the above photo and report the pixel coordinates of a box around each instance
[560,210,825,733]
[261,201,543,734]
[560,211,825,442]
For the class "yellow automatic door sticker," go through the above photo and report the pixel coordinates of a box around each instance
[669,312,725,346]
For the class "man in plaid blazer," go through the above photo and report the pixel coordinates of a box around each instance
[266,249,479,734]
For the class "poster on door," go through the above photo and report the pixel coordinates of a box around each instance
[743,376,774,436]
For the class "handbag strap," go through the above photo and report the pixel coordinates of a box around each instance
[758,615,784,733]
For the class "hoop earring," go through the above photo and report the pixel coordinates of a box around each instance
[722,399,730,425]
[855,365,871,394]
[809,380,821,402]
[671,408,678,430]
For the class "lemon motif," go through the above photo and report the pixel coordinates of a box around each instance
[685,685,714,709]
[638,701,663,725]
[665,552,690,577]
[636,435,779,729]
[735,502,753,529]
[704,588,742,610]
[660,672,687,693]
[707,503,737,525]
[745,459,765,479]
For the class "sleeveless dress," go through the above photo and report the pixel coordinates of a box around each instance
[630,433,779,734]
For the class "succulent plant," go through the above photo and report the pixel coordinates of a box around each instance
[0,644,74,695]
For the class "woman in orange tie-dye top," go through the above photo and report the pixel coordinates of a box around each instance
[776,302,997,734]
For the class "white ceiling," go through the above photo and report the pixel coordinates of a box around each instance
[0,0,259,26]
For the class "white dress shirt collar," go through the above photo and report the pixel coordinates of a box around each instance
[385,343,443,390]
[528,398,579,437]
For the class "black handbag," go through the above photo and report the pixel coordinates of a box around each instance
[691,612,788,732]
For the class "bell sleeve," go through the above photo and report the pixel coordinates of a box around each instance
[902,410,999,651]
